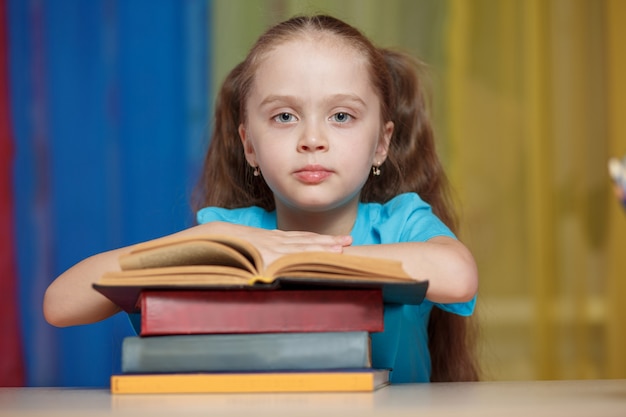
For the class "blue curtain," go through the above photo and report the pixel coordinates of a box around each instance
[9,0,210,387]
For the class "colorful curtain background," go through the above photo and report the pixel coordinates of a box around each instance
[3,0,625,386]
[5,0,209,386]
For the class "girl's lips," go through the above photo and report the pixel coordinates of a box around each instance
[294,165,333,184]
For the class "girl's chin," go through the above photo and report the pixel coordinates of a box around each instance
[276,194,360,214]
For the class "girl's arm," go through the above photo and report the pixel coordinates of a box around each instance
[43,222,351,327]
[43,246,129,327]
[342,236,478,304]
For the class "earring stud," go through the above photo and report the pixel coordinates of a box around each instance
[253,166,261,177]
[372,164,381,176]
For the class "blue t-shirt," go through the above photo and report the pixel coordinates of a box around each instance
[195,192,476,383]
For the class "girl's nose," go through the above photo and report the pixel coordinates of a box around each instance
[297,123,328,152]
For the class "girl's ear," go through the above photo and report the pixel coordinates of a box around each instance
[238,123,258,167]
[375,121,394,163]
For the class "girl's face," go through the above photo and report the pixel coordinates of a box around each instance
[239,35,393,216]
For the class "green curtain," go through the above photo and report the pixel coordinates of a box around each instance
[210,0,626,381]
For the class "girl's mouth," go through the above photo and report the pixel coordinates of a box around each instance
[294,165,333,184]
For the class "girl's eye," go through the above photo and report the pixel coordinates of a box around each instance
[274,113,296,123]
[331,112,352,123]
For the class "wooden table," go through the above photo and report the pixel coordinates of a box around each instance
[1,379,625,417]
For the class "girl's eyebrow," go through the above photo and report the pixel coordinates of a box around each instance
[325,94,367,107]
[259,94,299,107]
[259,94,367,108]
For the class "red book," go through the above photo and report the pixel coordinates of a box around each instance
[140,289,383,336]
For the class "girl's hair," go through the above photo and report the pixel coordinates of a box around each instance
[193,14,479,382]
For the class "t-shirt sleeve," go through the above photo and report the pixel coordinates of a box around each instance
[433,295,476,316]
[378,193,456,242]
[196,206,240,224]
[384,193,476,317]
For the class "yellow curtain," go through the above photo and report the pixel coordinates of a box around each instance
[446,0,626,381]
[605,0,626,380]
[211,0,626,381]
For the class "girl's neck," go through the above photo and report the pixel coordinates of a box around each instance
[275,200,359,236]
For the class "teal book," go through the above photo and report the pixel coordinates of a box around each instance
[122,331,371,374]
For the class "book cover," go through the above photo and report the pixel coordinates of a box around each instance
[122,331,371,374]
[111,369,390,394]
[140,289,384,336]
[92,234,429,311]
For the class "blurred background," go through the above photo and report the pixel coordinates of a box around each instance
[1,0,625,387]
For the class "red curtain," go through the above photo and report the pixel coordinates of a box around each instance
[0,0,26,387]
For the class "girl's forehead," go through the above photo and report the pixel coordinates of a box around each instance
[257,35,367,75]
[257,40,367,81]
[243,32,380,111]
[266,31,364,61]
[242,32,384,121]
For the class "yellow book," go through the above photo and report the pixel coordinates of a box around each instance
[93,234,428,312]
[111,369,390,394]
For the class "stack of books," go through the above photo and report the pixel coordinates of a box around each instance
[93,235,429,394]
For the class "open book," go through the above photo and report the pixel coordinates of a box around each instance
[93,234,428,312]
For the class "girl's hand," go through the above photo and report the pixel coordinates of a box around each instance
[192,222,353,266]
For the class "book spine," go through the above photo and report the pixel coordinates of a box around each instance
[140,289,383,336]
[121,331,371,374]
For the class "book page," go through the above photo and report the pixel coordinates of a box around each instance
[100,265,254,285]
[263,252,413,282]
[119,238,260,274]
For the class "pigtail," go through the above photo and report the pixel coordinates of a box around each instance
[428,303,480,382]
[373,49,480,382]
[363,49,457,229]
[193,62,274,211]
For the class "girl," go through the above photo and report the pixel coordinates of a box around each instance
[44,14,479,383]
